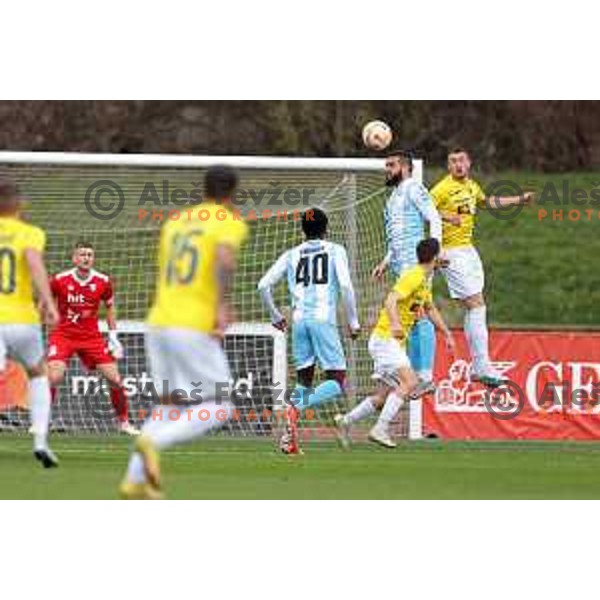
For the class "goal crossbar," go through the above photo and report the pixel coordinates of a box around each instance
[0,151,423,179]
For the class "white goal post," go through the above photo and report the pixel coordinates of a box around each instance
[0,151,424,440]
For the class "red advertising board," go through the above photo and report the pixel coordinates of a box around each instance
[0,360,29,411]
[425,330,600,440]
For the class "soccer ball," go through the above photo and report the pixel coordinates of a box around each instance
[362,120,393,151]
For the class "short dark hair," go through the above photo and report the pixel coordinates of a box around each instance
[385,149,414,172]
[302,207,328,239]
[204,165,238,200]
[448,146,469,157]
[0,178,19,209]
[416,238,440,263]
[73,240,94,251]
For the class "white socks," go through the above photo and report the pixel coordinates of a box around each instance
[343,393,404,430]
[127,400,234,484]
[146,401,234,449]
[343,396,376,425]
[464,305,490,374]
[375,392,403,430]
[417,369,432,383]
[30,376,51,450]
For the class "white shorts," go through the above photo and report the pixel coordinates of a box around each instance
[146,327,231,402]
[0,324,44,372]
[440,246,485,300]
[368,334,411,387]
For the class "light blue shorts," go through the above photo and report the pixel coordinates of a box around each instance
[292,321,346,371]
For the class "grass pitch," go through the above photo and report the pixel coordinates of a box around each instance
[2,434,600,499]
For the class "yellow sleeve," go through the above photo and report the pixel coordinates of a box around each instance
[429,181,444,208]
[424,285,433,307]
[23,226,46,252]
[216,219,248,250]
[392,268,423,299]
[474,181,487,207]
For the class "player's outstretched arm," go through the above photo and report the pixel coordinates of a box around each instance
[25,248,58,327]
[371,251,391,281]
[257,251,288,330]
[384,291,404,341]
[334,245,360,337]
[487,192,534,210]
[426,303,456,354]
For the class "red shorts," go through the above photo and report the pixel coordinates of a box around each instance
[47,331,114,370]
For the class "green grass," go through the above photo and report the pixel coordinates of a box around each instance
[3,434,600,499]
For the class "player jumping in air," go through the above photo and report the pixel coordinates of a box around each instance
[0,179,60,467]
[258,207,360,454]
[337,238,454,448]
[430,147,533,387]
[47,241,139,435]
[120,165,248,499]
[372,150,442,397]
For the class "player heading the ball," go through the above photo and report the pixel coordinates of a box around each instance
[258,207,360,454]
[371,150,443,399]
[431,147,533,387]
[47,241,139,435]
[0,179,60,468]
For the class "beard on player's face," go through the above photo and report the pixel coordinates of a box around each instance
[385,169,402,187]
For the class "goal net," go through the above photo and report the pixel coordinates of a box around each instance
[0,152,424,440]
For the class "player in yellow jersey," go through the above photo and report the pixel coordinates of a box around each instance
[430,147,533,387]
[335,239,454,448]
[0,179,59,467]
[120,166,248,499]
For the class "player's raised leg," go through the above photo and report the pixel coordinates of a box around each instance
[462,293,500,385]
[443,245,502,385]
[122,329,235,497]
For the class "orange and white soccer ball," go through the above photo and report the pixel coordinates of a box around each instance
[362,120,393,151]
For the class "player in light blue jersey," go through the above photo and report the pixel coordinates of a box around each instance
[258,208,360,454]
[372,150,442,396]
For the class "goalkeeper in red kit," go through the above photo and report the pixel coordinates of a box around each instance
[46,241,139,435]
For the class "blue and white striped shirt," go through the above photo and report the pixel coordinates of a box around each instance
[384,177,442,275]
[258,239,359,328]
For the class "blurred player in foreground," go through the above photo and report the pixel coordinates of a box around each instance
[372,150,442,397]
[120,165,248,499]
[47,241,139,435]
[0,179,59,467]
[431,147,533,387]
[337,238,454,448]
[258,207,360,454]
